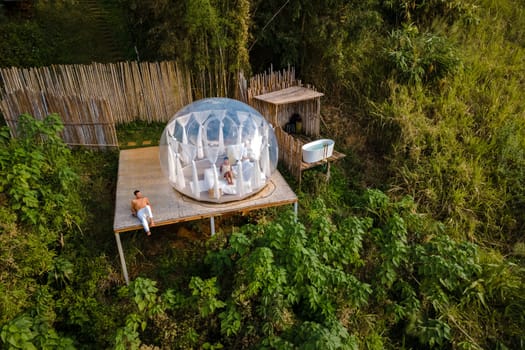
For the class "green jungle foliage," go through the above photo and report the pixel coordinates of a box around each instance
[0,114,123,349]
[0,1,133,67]
[0,114,83,347]
[111,183,525,349]
[1,116,523,348]
[368,1,525,245]
[1,0,525,348]
[244,0,525,245]
[126,0,251,96]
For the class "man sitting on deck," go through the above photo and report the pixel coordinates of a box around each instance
[131,190,155,236]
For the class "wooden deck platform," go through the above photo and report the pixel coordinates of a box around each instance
[300,150,346,171]
[113,146,298,234]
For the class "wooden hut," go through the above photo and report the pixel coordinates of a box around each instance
[251,86,344,182]
[251,86,323,137]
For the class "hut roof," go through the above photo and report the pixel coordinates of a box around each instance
[253,86,324,106]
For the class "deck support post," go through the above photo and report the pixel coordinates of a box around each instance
[293,201,298,222]
[115,233,130,285]
[210,216,215,236]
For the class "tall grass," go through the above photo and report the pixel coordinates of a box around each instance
[369,0,525,246]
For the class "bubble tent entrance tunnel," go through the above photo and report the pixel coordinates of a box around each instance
[159,98,279,203]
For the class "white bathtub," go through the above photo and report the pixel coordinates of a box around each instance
[302,139,335,163]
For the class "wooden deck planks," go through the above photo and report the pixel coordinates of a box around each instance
[300,150,346,171]
[113,147,298,233]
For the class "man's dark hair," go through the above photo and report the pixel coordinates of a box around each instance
[134,190,140,195]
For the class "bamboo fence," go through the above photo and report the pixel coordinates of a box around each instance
[274,126,304,180]
[0,61,193,148]
[237,66,299,105]
[1,89,117,147]
[247,65,298,100]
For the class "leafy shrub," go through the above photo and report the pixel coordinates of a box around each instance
[384,23,461,85]
[109,185,525,349]
[381,0,479,26]
[1,289,75,350]
[0,114,87,348]
[0,113,83,234]
[359,189,525,349]
[0,21,51,67]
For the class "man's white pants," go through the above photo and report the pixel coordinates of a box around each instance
[137,205,153,232]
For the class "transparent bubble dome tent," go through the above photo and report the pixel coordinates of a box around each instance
[159,98,278,203]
